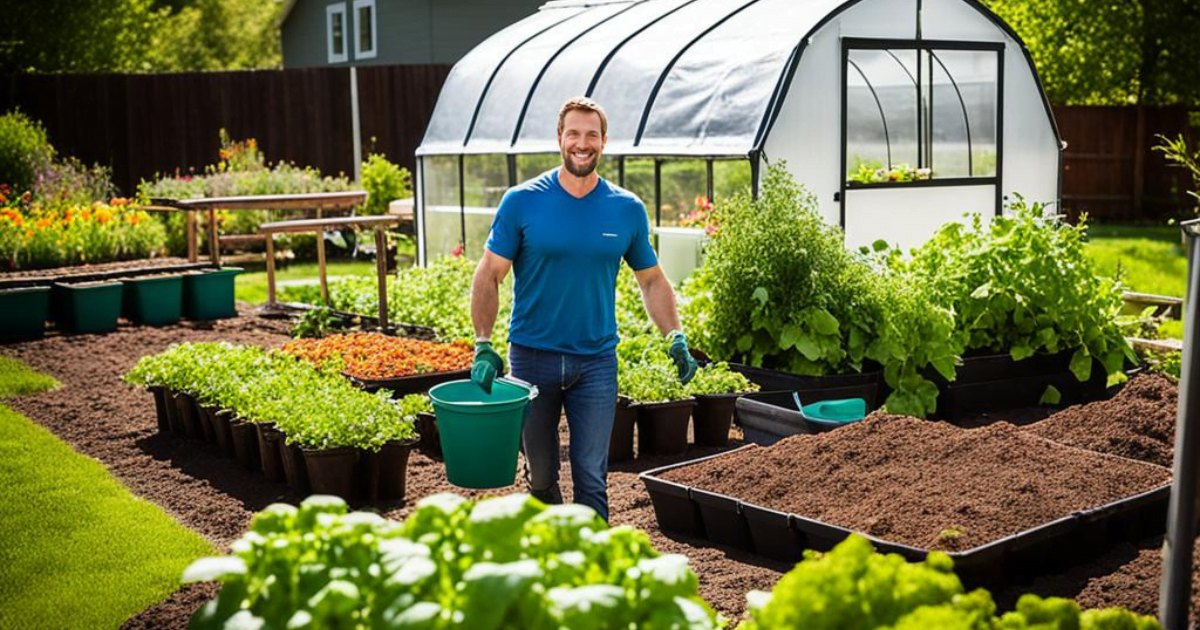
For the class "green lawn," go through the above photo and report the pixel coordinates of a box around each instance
[235,260,379,305]
[0,357,213,630]
[1084,224,1187,298]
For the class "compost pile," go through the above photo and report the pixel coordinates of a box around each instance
[1024,373,1177,467]
[662,414,1170,551]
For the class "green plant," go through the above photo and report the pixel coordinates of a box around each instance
[1155,133,1200,214]
[895,197,1135,387]
[183,493,721,629]
[0,111,54,193]
[846,159,932,185]
[684,362,759,397]
[360,153,411,215]
[739,534,1162,630]
[291,306,338,339]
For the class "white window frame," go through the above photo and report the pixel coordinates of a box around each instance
[352,0,378,60]
[326,3,348,64]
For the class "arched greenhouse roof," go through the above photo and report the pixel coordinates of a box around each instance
[416,0,1057,159]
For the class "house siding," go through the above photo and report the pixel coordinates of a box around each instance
[283,0,543,68]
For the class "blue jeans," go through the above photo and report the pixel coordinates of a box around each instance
[508,342,617,521]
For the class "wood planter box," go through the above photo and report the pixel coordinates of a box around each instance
[0,286,51,338]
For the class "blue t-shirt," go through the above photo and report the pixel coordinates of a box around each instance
[486,168,658,355]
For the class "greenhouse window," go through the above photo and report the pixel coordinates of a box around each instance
[842,39,1001,188]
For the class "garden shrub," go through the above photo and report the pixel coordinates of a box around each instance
[0,111,55,194]
[360,153,411,215]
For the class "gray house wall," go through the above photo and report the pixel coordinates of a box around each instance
[282,0,544,68]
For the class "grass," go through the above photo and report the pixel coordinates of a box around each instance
[0,357,213,630]
[1084,223,1187,298]
[235,260,380,305]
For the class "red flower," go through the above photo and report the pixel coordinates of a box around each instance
[452,243,464,257]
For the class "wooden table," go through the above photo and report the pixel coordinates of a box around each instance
[259,215,403,330]
[152,191,370,265]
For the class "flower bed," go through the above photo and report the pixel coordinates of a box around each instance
[281,332,472,381]
[0,200,167,270]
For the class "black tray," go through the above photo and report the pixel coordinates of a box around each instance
[344,368,471,397]
[728,364,881,409]
[735,390,861,445]
[932,352,1107,417]
[691,488,754,552]
[641,446,1172,587]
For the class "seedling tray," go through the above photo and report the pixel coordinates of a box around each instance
[641,447,1171,587]
[344,369,471,397]
[931,351,1107,417]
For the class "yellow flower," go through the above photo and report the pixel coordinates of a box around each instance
[95,208,112,223]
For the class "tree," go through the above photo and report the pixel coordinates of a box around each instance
[983,0,1200,106]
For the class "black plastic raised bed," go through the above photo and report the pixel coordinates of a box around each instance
[344,369,471,398]
[931,351,1107,417]
[640,448,1172,585]
[734,390,862,445]
[728,363,881,408]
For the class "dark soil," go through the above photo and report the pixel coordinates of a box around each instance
[0,257,195,281]
[660,414,1171,551]
[0,309,784,628]
[1024,373,1178,468]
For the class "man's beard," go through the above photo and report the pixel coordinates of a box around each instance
[561,149,600,177]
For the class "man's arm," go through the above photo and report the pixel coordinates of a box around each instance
[633,264,681,335]
[471,250,513,341]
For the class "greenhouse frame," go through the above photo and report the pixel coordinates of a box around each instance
[414,0,1062,275]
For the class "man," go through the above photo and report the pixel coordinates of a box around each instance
[469,96,697,521]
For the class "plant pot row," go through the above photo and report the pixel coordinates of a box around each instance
[639,447,1171,588]
[148,385,416,503]
[608,394,742,462]
[0,267,241,339]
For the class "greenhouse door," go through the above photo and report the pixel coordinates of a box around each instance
[839,39,1003,251]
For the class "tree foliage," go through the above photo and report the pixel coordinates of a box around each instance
[1,0,282,75]
[983,0,1200,105]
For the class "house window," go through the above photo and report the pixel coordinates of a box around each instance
[353,0,377,60]
[326,3,348,63]
[843,41,1001,186]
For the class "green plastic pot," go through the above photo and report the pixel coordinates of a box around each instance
[53,281,123,334]
[123,275,183,325]
[0,286,51,338]
[183,267,242,320]
[429,379,537,489]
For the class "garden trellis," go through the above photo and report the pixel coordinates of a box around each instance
[414,0,1062,270]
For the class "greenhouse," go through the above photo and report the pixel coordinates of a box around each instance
[414,0,1062,273]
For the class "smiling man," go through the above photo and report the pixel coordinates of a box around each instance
[469,96,697,521]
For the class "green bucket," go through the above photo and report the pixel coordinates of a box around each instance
[429,378,537,489]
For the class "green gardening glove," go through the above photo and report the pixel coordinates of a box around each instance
[471,341,504,394]
[667,330,698,385]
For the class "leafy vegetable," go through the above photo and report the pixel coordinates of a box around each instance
[184,493,722,630]
[684,362,759,397]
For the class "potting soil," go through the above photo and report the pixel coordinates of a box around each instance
[1024,373,1178,468]
[660,414,1171,551]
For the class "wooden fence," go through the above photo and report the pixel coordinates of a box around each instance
[1,70,1196,223]
[0,65,450,194]
[1055,105,1198,222]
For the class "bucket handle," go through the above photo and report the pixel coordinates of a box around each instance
[498,375,538,401]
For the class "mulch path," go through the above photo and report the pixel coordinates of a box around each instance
[0,309,785,629]
[660,414,1171,551]
[0,257,195,281]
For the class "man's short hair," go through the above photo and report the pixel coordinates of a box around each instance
[557,97,608,137]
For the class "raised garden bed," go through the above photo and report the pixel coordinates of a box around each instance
[734,390,862,445]
[0,286,51,338]
[53,281,124,334]
[182,268,241,321]
[642,414,1171,585]
[122,275,184,326]
[931,351,1108,417]
[282,332,473,397]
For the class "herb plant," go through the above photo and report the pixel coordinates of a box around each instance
[184,493,721,630]
[684,362,759,397]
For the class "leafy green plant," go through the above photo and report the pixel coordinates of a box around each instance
[684,362,759,397]
[1155,133,1200,215]
[0,111,54,193]
[894,197,1135,386]
[291,306,339,339]
[184,493,721,630]
[739,534,1162,630]
[846,159,932,185]
[360,153,412,216]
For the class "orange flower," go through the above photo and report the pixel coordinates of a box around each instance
[35,218,52,229]
[80,209,92,221]
[95,208,112,223]
[127,213,141,225]
[110,197,128,206]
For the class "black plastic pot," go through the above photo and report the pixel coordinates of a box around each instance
[346,369,472,398]
[149,386,171,434]
[228,418,261,471]
[415,411,442,461]
[360,438,419,502]
[609,398,637,462]
[173,392,202,439]
[728,363,881,409]
[280,440,311,495]
[196,403,217,445]
[210,409,235,458]
[255,423,286,482]
[931,351,1107,417]
[164,389,184,434]
[304,446,360,499]
[636,399,695,457]
[692,394,739,447]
